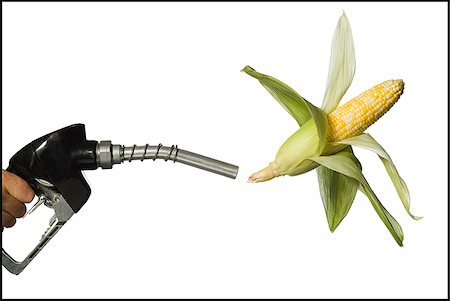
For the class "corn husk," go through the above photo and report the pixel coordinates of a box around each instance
[242,11,419,246]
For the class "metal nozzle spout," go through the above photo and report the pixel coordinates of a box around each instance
[172,148,238,179]
[97,141,239,179]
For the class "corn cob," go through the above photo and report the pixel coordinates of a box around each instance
[327,80,404,142]
[243,12,418,246]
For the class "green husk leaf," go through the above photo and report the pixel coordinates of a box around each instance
[317,146,360,232]
[309,151,404,246]
[321,11,356,113]
[242,65,328,155]
[241,65,311,126]
[333,133,422,220]
[308,102,328,155]
[276,119,321,176]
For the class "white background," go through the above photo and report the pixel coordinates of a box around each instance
[2,2,447,299]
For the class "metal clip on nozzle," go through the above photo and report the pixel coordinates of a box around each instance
[2,124,238,275]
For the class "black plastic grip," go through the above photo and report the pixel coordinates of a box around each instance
[7,124,98,213]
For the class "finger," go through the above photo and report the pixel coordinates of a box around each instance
[2,211,16,228]
[2,193,27,218]
[2,169,35,203]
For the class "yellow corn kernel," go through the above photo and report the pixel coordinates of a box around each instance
[327,79,404,142]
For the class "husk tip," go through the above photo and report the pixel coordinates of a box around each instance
[241,65,255,73]
[412,214,423,221]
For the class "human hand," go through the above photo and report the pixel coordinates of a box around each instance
[2,169,35,231]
